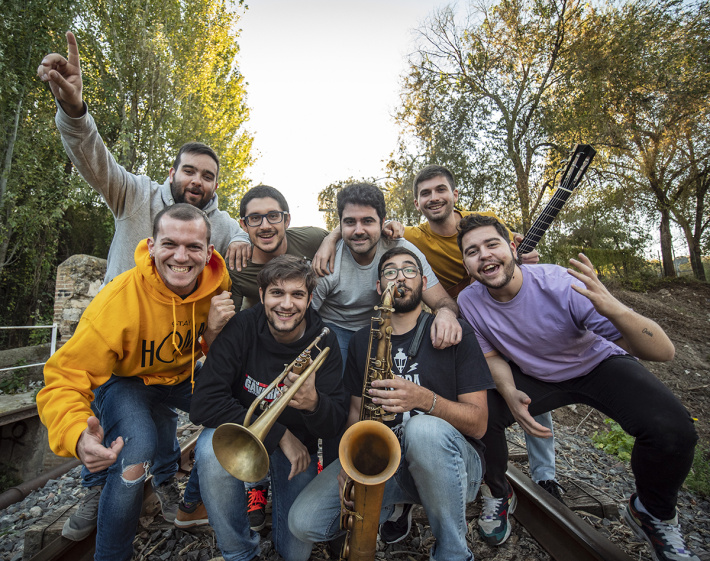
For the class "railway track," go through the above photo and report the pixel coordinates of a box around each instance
[23,434,634,561]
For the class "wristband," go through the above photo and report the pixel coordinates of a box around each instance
[426,391,437,414]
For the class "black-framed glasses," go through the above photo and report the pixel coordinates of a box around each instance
[243,211,288,227]
[381,266,420,280]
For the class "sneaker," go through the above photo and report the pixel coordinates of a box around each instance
[175,500,209,529]
[478,484,517,546]
[62,485,102,541]
[246,485,268,531]
[154,476,181,523]
[380,503,414,544]
[623,494,700,561]
[537,479,565,503]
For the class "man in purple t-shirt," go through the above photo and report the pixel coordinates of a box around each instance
[456,213,699,561]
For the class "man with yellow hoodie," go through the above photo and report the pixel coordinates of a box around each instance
[37,204,233,561]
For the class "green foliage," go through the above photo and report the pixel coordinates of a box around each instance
[591,419,635,463]
[0,370,27,395]
[684,445,710,498]
[0,463,21,495]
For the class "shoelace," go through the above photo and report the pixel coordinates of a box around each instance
[75,487,101,518]
[247,489,267,511]
[480,495,504,518]
[651,518,690,553]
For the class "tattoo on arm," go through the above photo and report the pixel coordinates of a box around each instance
[642,328,653,337]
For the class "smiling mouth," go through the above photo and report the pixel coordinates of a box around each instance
[169,265,192,273]
[480,263,501,275]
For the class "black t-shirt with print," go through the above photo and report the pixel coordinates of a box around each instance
[344,314,495,459]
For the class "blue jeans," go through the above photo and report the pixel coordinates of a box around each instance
[81,371,201,504]
[195,428,319,561]
[289,415,483,561]
[526,411,556,482]
[91,374,199,561]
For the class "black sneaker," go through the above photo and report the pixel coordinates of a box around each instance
[379,503,413,544]
[62,485,102,541]
[537,479,565,503]
[623,494,700,561]
[154,476,181,523]
[246,485,268,531]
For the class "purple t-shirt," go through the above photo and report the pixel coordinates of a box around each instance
[458,264,626,382]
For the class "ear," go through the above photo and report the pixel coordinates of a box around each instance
[307,292,313,308]
[452,188,459,205]
[413,197,421,211]
[168,167,176,183]
[284,213,291,229]
[376,280,383,295]
[146,237,155,255]
[421,275,428,292]
[206,244,214,264]
[240,217,248,230]
[259,287,264,304]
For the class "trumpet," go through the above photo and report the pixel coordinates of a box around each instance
[212,327,331,483]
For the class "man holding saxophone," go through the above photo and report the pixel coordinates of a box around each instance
[289,247,495,561]
[190,255,348,561]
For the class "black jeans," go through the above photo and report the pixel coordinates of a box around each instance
[482,355,697,520]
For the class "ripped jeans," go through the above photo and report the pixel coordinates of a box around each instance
[91,374,196,561]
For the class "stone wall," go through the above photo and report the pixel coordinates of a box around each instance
[53,254,106,348]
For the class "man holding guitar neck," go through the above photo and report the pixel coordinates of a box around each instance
[457,214,699,561]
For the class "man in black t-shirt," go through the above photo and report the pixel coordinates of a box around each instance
[288,247,494,561]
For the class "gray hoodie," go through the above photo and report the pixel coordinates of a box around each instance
[55,104,249,285]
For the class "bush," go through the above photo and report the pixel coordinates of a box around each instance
[684,445,710,498]
[591,418,635,462]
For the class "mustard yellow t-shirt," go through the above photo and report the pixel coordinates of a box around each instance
[404,210,507,291]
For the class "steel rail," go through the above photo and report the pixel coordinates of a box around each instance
[26,432,200,561]
[507,463,633,561]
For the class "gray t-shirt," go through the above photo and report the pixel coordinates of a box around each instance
[312,238,439,330]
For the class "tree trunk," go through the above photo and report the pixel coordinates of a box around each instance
[679,221,707,281]
[0,94,23,278]
[659,210,676,278]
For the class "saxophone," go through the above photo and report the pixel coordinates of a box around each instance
[338,282,403,560]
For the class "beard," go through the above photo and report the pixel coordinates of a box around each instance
[393,282,423,313]
[475,256,516,290]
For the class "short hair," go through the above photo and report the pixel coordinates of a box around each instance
[413,165,456,198]
[257,255,317,296]
[153,203,212,243]
[457,213,511,252]
[377,247,423,278]
[173,142,220,178]
[336,182,386,224]
[240,185,290,217]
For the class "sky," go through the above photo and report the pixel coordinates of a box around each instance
[237,0,450,227]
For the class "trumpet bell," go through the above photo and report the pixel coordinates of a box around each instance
[212,423,269,483]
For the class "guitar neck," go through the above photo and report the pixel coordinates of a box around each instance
[517,144,596,255]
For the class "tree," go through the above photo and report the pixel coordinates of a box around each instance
[396,0,589,232]
[565,0,710,279]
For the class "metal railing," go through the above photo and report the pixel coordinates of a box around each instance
[0,324,58,373]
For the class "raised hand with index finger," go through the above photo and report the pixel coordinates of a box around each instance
[36,31,84,118]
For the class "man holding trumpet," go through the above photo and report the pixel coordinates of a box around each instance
[190,255,348,561]
[288,247,495,561]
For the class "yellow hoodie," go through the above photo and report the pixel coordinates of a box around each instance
[37,240,230,458]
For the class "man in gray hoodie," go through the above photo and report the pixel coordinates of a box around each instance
[37,31,251,286]
[38,30,248,539]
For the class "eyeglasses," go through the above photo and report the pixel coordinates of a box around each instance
[381,266,420,280]
[243,211,288,227]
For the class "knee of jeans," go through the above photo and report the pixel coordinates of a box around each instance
[121,460,150,485]
[403,415,458,463]
[643,413,698,456]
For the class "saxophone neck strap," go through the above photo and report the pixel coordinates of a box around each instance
[407,311,433,359]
